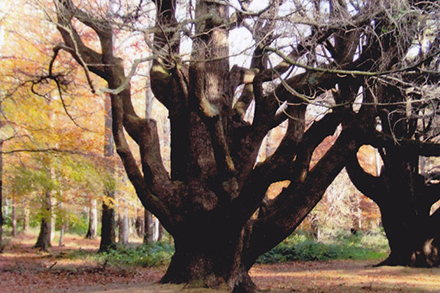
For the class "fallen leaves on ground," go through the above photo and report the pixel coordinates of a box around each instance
[1,233,439,292]
[251,260,440,292]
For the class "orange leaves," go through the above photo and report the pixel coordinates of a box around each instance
[266,180,290,200]
[357,145,383,176]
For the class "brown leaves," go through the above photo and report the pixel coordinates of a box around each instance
[2,234,439,293]
[0,234,165,293]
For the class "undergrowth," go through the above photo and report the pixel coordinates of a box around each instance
[58,242,174,267]
[99,242,174,267]
[256,230,389,264]
[55,230,388,266]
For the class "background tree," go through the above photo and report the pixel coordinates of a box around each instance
[346,0,440,266]
[41,0,440,291]
[99,94,117,252]
[85,198,97,239]
[143,78,156,244]
[0,99,4,251]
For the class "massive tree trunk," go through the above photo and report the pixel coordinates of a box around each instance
[161,223,254,291]
[347,147,440,267]
[347,94,440,267]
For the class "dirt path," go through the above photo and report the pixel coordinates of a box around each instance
[1,233,439,292]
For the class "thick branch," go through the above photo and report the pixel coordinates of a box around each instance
[345,149,386,204]
[110,93,173,229]
[55,0,106,79]
[421,182,440,211]
[233,111,340,228]
[244,127,360,267]
[369,130,440,157]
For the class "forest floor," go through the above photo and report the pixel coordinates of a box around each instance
[1,233,440,293]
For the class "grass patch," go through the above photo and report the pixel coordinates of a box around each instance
[52,230,388,267]
[54,241,174,268]
[257,230,389,264]
[99,242,174,267]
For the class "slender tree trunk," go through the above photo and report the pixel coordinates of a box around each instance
[86,199,97,239]
[158,222,165,242]
[59,223,65,247]
[118,203,129,245]
[100,190,116,252]
[35,218,51,251]
[34,191,52,251]
[135,208,144,237]
[0,140,3,252]
[50,196,57,242]
[11,199,17,237]
[143,209,155,244]
[23,204,29,233]
[99,94,116,252]
[0,92,6,250]
[58,202,65,247]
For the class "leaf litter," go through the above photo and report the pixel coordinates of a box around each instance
[1,233,439,292]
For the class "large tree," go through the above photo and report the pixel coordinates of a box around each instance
[346,0,440,266]
[44,0,440,291]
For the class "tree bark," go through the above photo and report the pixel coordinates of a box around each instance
[59,223,65,247]
[99,94,116,252]
[11,199,17,237]
[23,205,29,233]
[34,218,51,251]
[118,203,129,245]
[34,191,52,251]
[86,199,97,239]
[161,226,256,292]
[100,190,116,252]
[143,209,155,244]
[135,208,144,237]
[374,194,440,267]
[347,145,440,267]
[144,66,159,245]
[0,116,4,251]
[158,222,165,242]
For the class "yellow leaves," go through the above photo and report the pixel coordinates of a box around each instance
[101,194,117,208]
